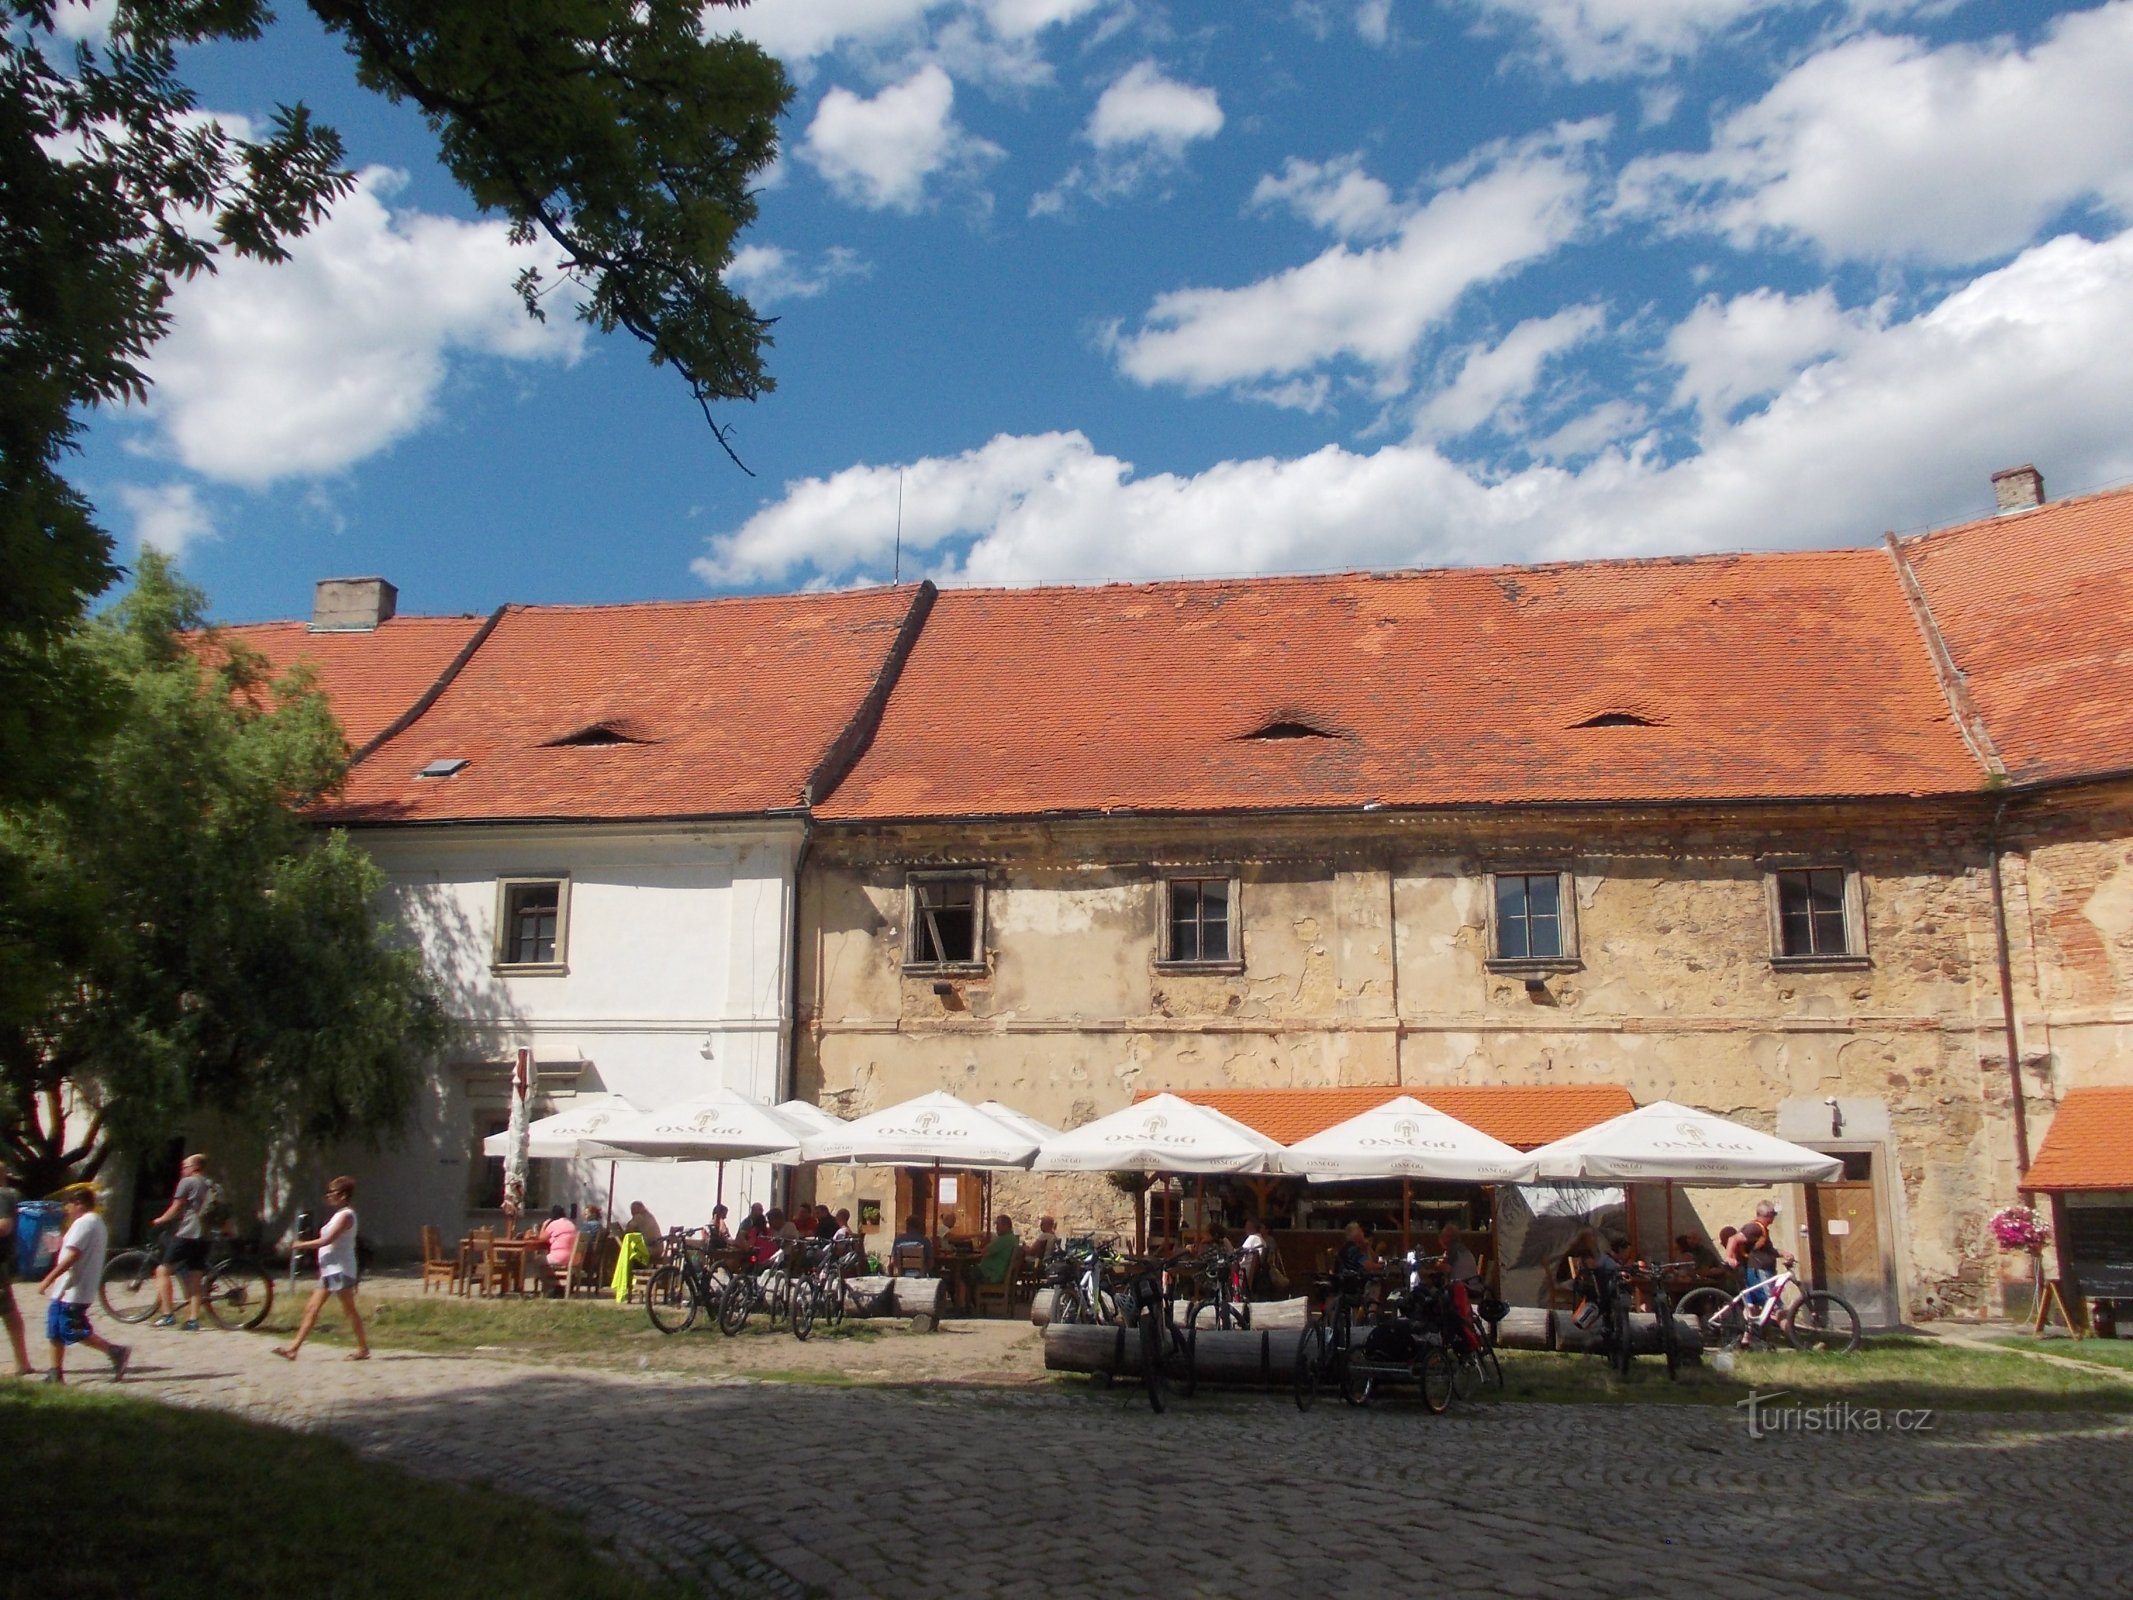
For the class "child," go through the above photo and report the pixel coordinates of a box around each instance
[39,1189,129,1383]
[274,1175,370,1362]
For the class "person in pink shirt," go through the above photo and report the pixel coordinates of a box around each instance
[533,1205,577,1297]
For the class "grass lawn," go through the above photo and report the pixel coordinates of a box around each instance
[1485,1335,2133,1411]
[1990,1333,2133,1373]
[0,1383,677,1600]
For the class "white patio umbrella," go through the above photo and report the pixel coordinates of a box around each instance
[1282,1094,1538,1257]
[1032,1093,1284,1175]
[976,1101,1063,1145]
[1281,1095,1539,1184]
[482,1093,648,1161]
[801,1091,1043,1244]
[773,1099,848,1141]
[595,1086,815,1210]
[1527,1100,1843,1184]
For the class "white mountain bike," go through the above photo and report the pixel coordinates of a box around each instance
[1674,1257,1861,1354]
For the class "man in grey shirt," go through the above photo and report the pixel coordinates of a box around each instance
[152,1153,213,1329]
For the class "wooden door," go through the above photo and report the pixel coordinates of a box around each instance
[1806,1181,1890,1326]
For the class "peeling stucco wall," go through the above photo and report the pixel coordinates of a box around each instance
[795,802,2055,1313]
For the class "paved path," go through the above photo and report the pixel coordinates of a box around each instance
[104,1323,2133,1599]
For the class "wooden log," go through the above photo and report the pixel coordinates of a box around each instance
[1494,1306,1554,1351]
[1554,1311,1701,1360]
[1045,1322,1304,1384]
[841,1274,942,1322]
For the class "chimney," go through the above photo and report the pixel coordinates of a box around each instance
[310,577,398,632]
[1991,464,2045,514]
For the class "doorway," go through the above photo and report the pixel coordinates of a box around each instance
[1804,1152,1895,1327]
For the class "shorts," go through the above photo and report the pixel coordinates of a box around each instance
[46,1300,94,1345]
[320,1271,357,1293]
[164,1236,209,1272]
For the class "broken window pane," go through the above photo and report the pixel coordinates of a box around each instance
[910,876,980,966]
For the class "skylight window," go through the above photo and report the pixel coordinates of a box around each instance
[415,758,468,778]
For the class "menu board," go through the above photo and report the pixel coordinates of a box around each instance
[2066,1201,2133,1298]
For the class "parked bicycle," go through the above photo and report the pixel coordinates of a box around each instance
[101,1232,276,1331]
[1114,1247,1197,1413]
[1293,1266,1374,1411]
[1674,1257,1861,1353]
[1048,1235,1123,1327]
[645,1230,735,1336]
[718,1239,803,1336]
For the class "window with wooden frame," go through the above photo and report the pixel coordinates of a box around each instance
[1769,866,1867,964]
[1160,874,1242,969]
[1486,868,1580,968]
[904,871,987,972]
[494,876,570,972]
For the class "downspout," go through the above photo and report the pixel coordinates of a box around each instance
[783,818,812,1109]
[1987,796,2033,1177]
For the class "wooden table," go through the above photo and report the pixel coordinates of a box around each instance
[459,1235,536,1296]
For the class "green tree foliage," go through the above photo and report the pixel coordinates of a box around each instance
[0,0,788,797]
[0,555,451,1193]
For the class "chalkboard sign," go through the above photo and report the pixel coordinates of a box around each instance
[2066,1205,2133,1298]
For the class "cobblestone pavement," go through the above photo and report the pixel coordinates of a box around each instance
[109,1323,2133,1599]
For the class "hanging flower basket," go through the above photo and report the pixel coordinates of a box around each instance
[1988,1205,2051,1251]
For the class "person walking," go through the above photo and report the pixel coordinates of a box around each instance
[274,1176,369,1362]
[38,1189,128,1384]
[1,1173,36,1376]
[150,1152,214,1330]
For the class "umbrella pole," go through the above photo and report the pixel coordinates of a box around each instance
[1664,1181,1675,1256]
[1402,1177,1411,1258]
[1627,1182,1643,1262]
[717,1161,725,1211]
[605,1161,616,1221]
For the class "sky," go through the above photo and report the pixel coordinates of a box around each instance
[49,0,2133,622]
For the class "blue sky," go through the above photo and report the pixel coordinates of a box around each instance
[52,0,2133,621]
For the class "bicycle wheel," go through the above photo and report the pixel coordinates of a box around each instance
[792,1282,817,1341]
[1138,1303,1166,1413]
[819,1277,846,1328]
[1673,1287,1732,1347]
[1451,1348,1484,1404]
[1656,1298,1681,1380]
[1418,1345,1453,1414]
[1052,1285,1087,1325]
[1293,1322,1327,1412]
[1233,1295,1251,1332]
[1478,1341,1504,1390]
[204,1264,275,1331]
[99,1250,161,1324]
[1786,1291,1862,1354]
[716,1278,755,1335]
[1608,1298,1633,1377]
[1339,1347,1372,1408]
[644,1266,697,1335]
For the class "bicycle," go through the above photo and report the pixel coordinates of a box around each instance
[1114,1247,1197,1413]
[1567,1257,1636,1377]
[1293,1267,1375,1412]
[1674,1258,1861,1354]
[645,1230,735,1336]
[101,1232,276,1331]
[717,1239,803,1335]
[1048,1236,1123,1327]
[1612,1259,1696,1380]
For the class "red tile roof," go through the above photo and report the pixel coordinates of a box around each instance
[817,549,1988,820]
[2024,1087,2133,1190]
[215,616,490,750]
[1899,485,2133,784]
[1140,1085,1635,1150]
[319,587,925,824]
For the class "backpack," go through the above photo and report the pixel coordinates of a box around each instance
[196,1179,232,1234]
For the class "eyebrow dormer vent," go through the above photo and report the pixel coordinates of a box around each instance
[1241,719,1338,741]
[543,720,655,748]
[1572,711,1659,729]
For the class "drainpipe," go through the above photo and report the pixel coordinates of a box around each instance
[783,818,813,1108]
[1986,797,2033,1177]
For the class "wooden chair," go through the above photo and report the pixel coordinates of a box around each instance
[972,1247,1021,1318]
[889,1241,929,1278]
[420,1225,458,1295]
[465,1227,503,1297]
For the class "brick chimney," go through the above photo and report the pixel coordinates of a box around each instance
[1992,464,2045,514]
[310,577,398,632]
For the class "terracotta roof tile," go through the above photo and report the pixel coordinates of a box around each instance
[818,549,1987,820]
[2024,1087,2133,1190]
[214,616,489,750]
[1899,484,2133,785]
[1139,1085,1635,1150]
[320,587,924,824]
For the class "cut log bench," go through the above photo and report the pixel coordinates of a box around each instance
[1042,1308,1700,1383]
[841,1275,944,1330]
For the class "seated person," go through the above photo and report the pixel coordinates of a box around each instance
[1333,1221,1377,1290]
[624,1201,662,1253]
[812,1203,838,1242]
[532,1206,577,1295]
[704,1204,731,1249]
[889,1214,931,1274]
[1029,1216,1063,1259]
[770,1206,801,1244]
[1235,1217,1270,1298]
[976,1214,1020,1288]
[831,1207,855,1241]
[736,1202,768,1245]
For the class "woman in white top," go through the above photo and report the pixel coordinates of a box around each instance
[274,1175,370,1361]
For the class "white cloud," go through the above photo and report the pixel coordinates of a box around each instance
[1357,0,1395,46]
[116,482,213,556]
[49,0,116,43]
[702,227,2133,586]
[801,66,1003,211]
[1458,0,1836,80]
[138,167,583,487]
[1032,61,1225,214]
[726,243,870,305]
[1086,61,1224,153]
[1108,131,1594,394]
[1665,286,1880,428]
[727,0,1105,86]
[1250,153,1403,241]
[1620,4,2133,264]
[1414,304,1607,439]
